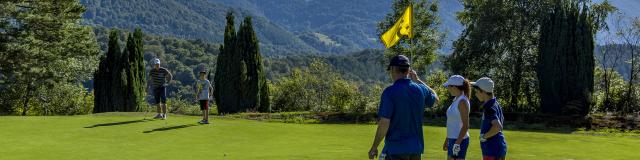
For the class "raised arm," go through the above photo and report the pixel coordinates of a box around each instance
[410,70,440,103]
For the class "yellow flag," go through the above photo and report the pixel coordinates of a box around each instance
[380,4,413,48]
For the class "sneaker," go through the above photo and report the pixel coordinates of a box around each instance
[198,120,205,124]
[153,114,163,119]
[161,114,167,120]
[201,120,209,124]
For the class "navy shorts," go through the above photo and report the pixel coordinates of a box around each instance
[447,138,470,159]
[153,86,167,104]
[384,154,420,160]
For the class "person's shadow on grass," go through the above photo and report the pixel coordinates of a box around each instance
[142,123,201,133]
[84,119,156,128]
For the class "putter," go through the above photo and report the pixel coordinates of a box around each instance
[142,104,151,120]
[143,95,155,120]
[144,88,154,120]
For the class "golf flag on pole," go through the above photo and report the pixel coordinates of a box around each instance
[380,4,413,48]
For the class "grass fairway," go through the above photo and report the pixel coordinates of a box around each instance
[0,113,638,160]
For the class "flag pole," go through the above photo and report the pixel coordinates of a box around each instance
[408,2,414,64]
[408,2,421,79]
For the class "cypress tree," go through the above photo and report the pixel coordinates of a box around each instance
[123,33,135,112]
[237,17,253,112]
[238,16,269,112]
[112,32,128,112]
[123,28,146,112]
[134,28,147,111]
[214,13,270,114]
[93,57,107,113]
[215,11,240,114]
[92,30,114,113]
[537,0,596,116]
[108,29,121,112]
[94,28,146,113]
[214,45,223,108]
[94,29,120,113]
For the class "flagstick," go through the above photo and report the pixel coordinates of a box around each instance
[409,37,414,63]
[407,2,415,66]
[407,2,423,79]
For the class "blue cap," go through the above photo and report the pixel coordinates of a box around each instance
[388,55,411,67]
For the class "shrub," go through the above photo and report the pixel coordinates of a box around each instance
[271,60,364,113]
[25,84,93,115]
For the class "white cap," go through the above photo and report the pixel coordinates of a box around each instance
[443,75,465,87]
[471,77,494,93]
[153,58,161,65]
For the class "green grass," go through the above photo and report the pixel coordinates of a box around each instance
[1,113,638,160]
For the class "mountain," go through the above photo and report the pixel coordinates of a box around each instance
[595,0,640,44]
[211,0,464,53]
[81,0,639,55]
[81,0,319,56]
[80,0,463,55]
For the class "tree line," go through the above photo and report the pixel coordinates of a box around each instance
[444,0,620,116]
[2,0,639,118]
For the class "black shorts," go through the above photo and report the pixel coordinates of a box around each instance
[153,86,167,104]
[199,100,209,110]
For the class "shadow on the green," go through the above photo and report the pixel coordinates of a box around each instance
[421,119,577,134]
[142,123,201,133]
[84,119,156,128]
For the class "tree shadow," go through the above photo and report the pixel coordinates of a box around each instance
[84,119,156,128]
[142,123,201,133]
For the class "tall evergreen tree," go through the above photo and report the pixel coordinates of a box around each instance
[93,57,107,113]
[537,0,610,116]
[238,16,270,112]
[93,30,120,113]
[133,28,147,111]
[214,12,270,114]
[123,28,146,112]
[214,44,224,108]
[215,11,241,114]
[111,32,128,112]
[94,28,147,113]
[94,29,127,112]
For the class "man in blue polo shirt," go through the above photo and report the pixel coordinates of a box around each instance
[472,77,507,160]
[369,55,438,160]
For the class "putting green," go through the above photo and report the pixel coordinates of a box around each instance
[0,113,637,159]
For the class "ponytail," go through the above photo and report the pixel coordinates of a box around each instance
[455,79,472,97]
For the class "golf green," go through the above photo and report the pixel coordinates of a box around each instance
[0,113,637,159]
